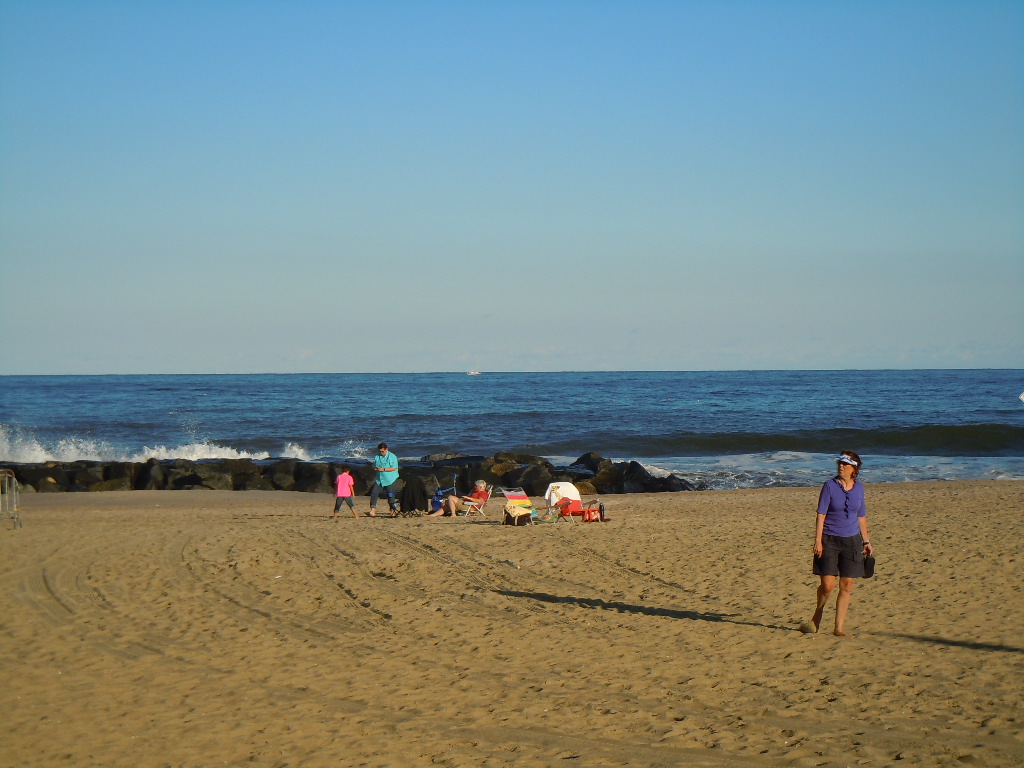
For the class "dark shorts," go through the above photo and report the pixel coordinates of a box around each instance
[813,534,865,578]
[334,496,355,511]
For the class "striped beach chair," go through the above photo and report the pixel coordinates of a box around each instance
[499,487,540,525]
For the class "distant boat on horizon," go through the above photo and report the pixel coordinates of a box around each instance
[467,371,481,376]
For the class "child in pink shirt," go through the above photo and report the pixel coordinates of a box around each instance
[333,465,358,519]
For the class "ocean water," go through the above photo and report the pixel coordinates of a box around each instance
[1,370,1022,489]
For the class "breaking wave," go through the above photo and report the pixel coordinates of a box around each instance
[0,425,379,465]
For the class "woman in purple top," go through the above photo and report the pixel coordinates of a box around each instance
[800,451,874,637]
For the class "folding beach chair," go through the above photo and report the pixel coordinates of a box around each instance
[543,482,603,523]
[430,482,455,515]
[498,487,540,525]
[458,484,493,517]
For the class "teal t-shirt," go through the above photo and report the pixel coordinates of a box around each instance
[374,451,399,486]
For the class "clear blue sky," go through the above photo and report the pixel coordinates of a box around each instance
[1,0,1021,374]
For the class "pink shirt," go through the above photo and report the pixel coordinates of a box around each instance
[335,473,355,497]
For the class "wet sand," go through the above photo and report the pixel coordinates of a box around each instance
[1,481,1022,767]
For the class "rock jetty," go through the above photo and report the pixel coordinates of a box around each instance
[3,452,702,496]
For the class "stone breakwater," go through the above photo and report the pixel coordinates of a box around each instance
[2,452,701,497]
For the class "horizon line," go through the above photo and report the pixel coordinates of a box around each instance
[2,367,1022,377]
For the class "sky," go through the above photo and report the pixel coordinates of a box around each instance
[1,0,1021,375]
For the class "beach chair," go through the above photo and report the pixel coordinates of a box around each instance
[543,482,603,523]
[430,482,455,515]
[458,484,493,517]
[498,487,541,525]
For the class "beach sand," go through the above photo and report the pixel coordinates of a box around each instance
[1,481,1021,768]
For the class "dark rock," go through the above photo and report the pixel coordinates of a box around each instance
[218,459,262,490]
[36,476,66,493]
[549,465,596,484]
[502,463,554,496]
[663,474,698,492]
[105,462,136,482]
[571,452,605,474]
[327,463,370,496]
[621,461,652,493]
[351,462,378,491]
[422,453,461,462]
[194,462,235,491]
[71,462,106,489]
[432,455,486,467]
[482,459,519,479]
[267,459,297,491]
[294,462,332,494]
[591,460,624,494]
[421,453,483,464]
[166,459,210,490]
[11,463,69,492]
[135,459,168,490]
[2,450,704,496]
[493,452,550,466]
[618,462,698,493]
[448,459,502,491]
[170,470,205,490]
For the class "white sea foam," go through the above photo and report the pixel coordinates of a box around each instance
[0,424,271,463]
[281,443,312,461]
[0,424,118,463]
[128,443,271,462]
[0,423,379,465]
[342,441,371,459]
[276,441,372,461]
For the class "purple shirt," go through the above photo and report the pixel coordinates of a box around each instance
[816,478,866,537]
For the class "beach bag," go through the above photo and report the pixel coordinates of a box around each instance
[581,508,600,523]
[502,501,531,526]
[863,555,876,578]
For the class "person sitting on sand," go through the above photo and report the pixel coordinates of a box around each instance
[800,451,874,637]
[429,479,489,517]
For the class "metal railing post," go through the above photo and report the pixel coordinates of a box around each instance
[1,469,21,529]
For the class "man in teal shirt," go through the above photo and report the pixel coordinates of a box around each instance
[370,442,399,516]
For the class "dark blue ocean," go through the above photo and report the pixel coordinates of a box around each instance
[2,370,1022,489]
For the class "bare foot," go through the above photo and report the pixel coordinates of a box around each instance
[351,510,359,518]
[833,630,852,637]
[799,620,819,634]
[368,509,376,517]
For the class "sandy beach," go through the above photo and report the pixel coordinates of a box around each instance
[1,481,1022,768]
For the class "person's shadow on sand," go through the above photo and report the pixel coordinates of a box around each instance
[872,632,1024,654]
[495,589,794,631]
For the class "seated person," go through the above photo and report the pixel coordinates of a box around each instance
[429,479,489,516]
